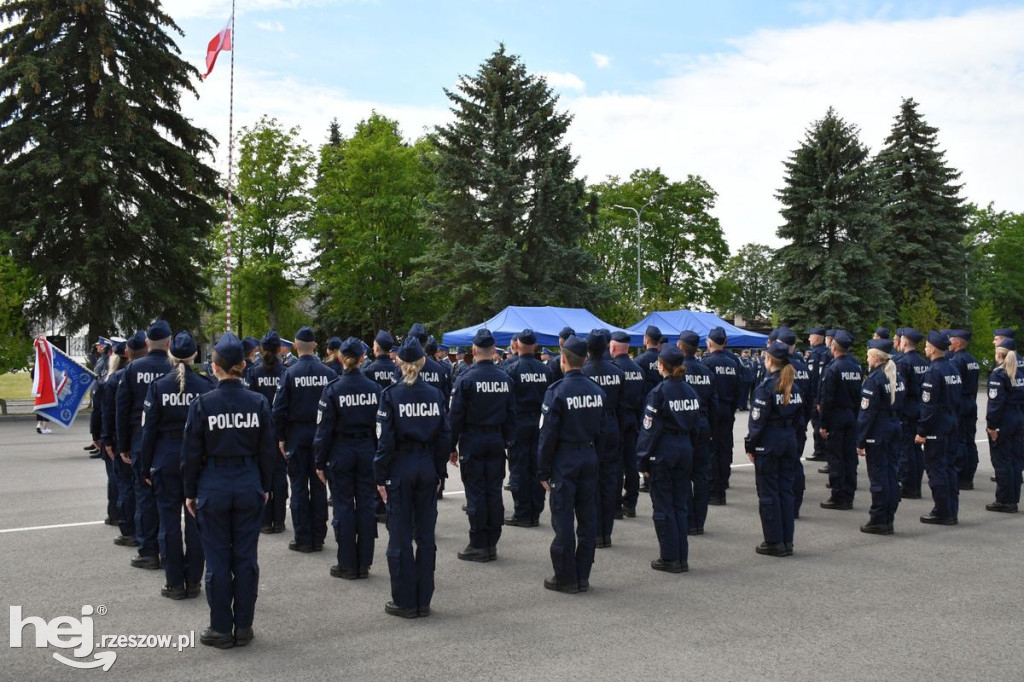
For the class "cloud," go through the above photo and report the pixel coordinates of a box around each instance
[591,52,611,68]
[537,71,586,92]
[563,6,1024,248]
[255,20,285,31]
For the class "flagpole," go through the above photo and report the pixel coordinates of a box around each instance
[225,1,236,333]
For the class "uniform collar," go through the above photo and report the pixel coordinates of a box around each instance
[218,378,245,389]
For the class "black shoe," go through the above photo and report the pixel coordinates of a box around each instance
[920,513,957,525]
[755,542,788,557]
[89,451,103,459]
[376,513,388,523]
[900,490,922,500]
[639,482,650,493]
[199,628,234,649]
[312,543,324,552]
[986,502,1019,513]
[820,499,852,511]
[160,585,187,600]
[436,490,444,500]
[288,541,315,553]
[817,466,830,474]
[130,555,161,570]
[650,558,686,573]
[860,523,893,535]
[783,543,794,556]
[688,527,704,536]
[358,567,370,579]
[418,606,431,617]
[990,475,997,482]
[614,510,624,520]
[330,564,359,579]
[84,444,98,451]
[461,504,467,512]
[504,515,537,527]
[273,522,287,533]
[622,506,636,518]
[185,583,202,598]
[805,454,826,462]
[595,536,611,548]
[577,580,589,592]
[958,481,974,491]
[543,576,579,594]
[503,483,512,491]
[234,627,254,647]
[384,601,418,618]
[259,524,274,534]
[457,545,491,562]
[707,494,725,506]
[488,546,497,561]
[113,534,139,547]
[103,517,118,526]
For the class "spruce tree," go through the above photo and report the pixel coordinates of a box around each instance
[775,107,887,336]
[0,0,219,339]
[874,98,970,323]
[416,45,605,326]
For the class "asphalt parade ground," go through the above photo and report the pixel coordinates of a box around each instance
[1,408,1022,682]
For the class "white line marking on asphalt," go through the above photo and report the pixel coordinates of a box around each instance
[0,520,105,534]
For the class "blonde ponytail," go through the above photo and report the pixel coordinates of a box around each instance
[1002,349,1018,384]
[399,357,425,386]
[868,348,897,405]
[776,364,795,405]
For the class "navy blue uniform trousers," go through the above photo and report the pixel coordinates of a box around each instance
[650,433,692,564]
[287,425,327,547]
[460,433,505,550]
[510,419,545,522]
[754,430,797,546]
[328,437,378,570]
[865,421,901,527]
[385,450,438,611]
[549,446,598,586]
[130,434,159,556]
[152,440,204,588]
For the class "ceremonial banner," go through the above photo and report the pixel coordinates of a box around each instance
[32,337,96,428]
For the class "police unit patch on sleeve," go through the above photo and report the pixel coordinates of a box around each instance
[316,410,322,424]
[643,415,653,430]
[921,391,930,403]
[861,397,869,410]
[751,407,760,421]
[989,387,998,399]
[376,421,382,439]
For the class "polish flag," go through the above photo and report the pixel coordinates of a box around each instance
[202,15,233,80]
[32,337,63,410]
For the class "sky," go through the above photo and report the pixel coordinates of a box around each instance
[165,0,1024,250]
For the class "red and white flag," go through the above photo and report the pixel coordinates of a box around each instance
[202,15,233,80]
[32,337,65,410]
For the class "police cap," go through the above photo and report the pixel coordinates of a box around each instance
[261,330,282,352]
[425,336,438,355]
[645,325,662,340]
[147,319,172,341]
[562,335,588,358]
[875,327,890,339]
[994,328,1015,339]
[768,341,791,362]
[397,337,424,362]
[214,333,245,367]
[808,326,825,336]
[610,331,631,343]
[340,337,363,358]
[280,339,294,349]
[375,330,394,351]
[833,330,854,350]
[825,329,837,338]
[295,326,316,343]
[327,336,342,351]
[927,330,950,350]
[407,323,429,344]
[126,331,147,351]
[472,328,495,348]
[558,327,576,341]
[170,330,197,360]
[242,336,259,355]
[708,326,727,345]
[586,329,608,353]
[679,330,700,347]
[768,329,779,343]
[998,338,1016,351]
[777,327,797,346]
[867,339,893,353]
[948,329,971,342]
[658,344,684,367]
[519,329,537,345]
[113,340,127,356]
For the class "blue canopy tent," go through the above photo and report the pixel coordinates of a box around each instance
[627,310,768,348]
[442,306,635,348]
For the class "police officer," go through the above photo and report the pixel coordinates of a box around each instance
[140,330,215,598]
[323,337,343,374]
[313,337,382,579]
[896,328,929,499]
[947,330,980,490]
[242,337,260,372]
[777,328,812,518]
[272,327,337,553]
[183,333,277,649]
[505,329,553,526]
[537,335,607,593]
[737,349,755,411]
[610,331,645,518]
[245,331,288,534]
[856,339,905,534]
[703,327,739,508]
[677,331,716,533]
[448,328,516,561]
[985,339,1022,513]
[406,325,453,500]
[116,319,174,569]
[374,337,450,618]
[745,341,804,556]
[805,327,830,462]
[637,344,701,573]
[818,330,863,510]
[581,330,625,548]
[915,331,961,525]
[364,330,397,389]
[280,338,298,367]
[547,326,575,382]
[635,325,664,394]
[104,337,139,547]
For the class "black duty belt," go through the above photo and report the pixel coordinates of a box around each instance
[767,418,797,427]
[558,440,594,450]
[466,425,502,433]
[212,457,253,467]
[339,431,372,440]
[398,438,429,448]
[519,411,541,419]
[662,427,686,435]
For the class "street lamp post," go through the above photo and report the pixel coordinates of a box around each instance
[613,195,659,313]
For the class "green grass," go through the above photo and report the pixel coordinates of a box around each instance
[0,372,33,400]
